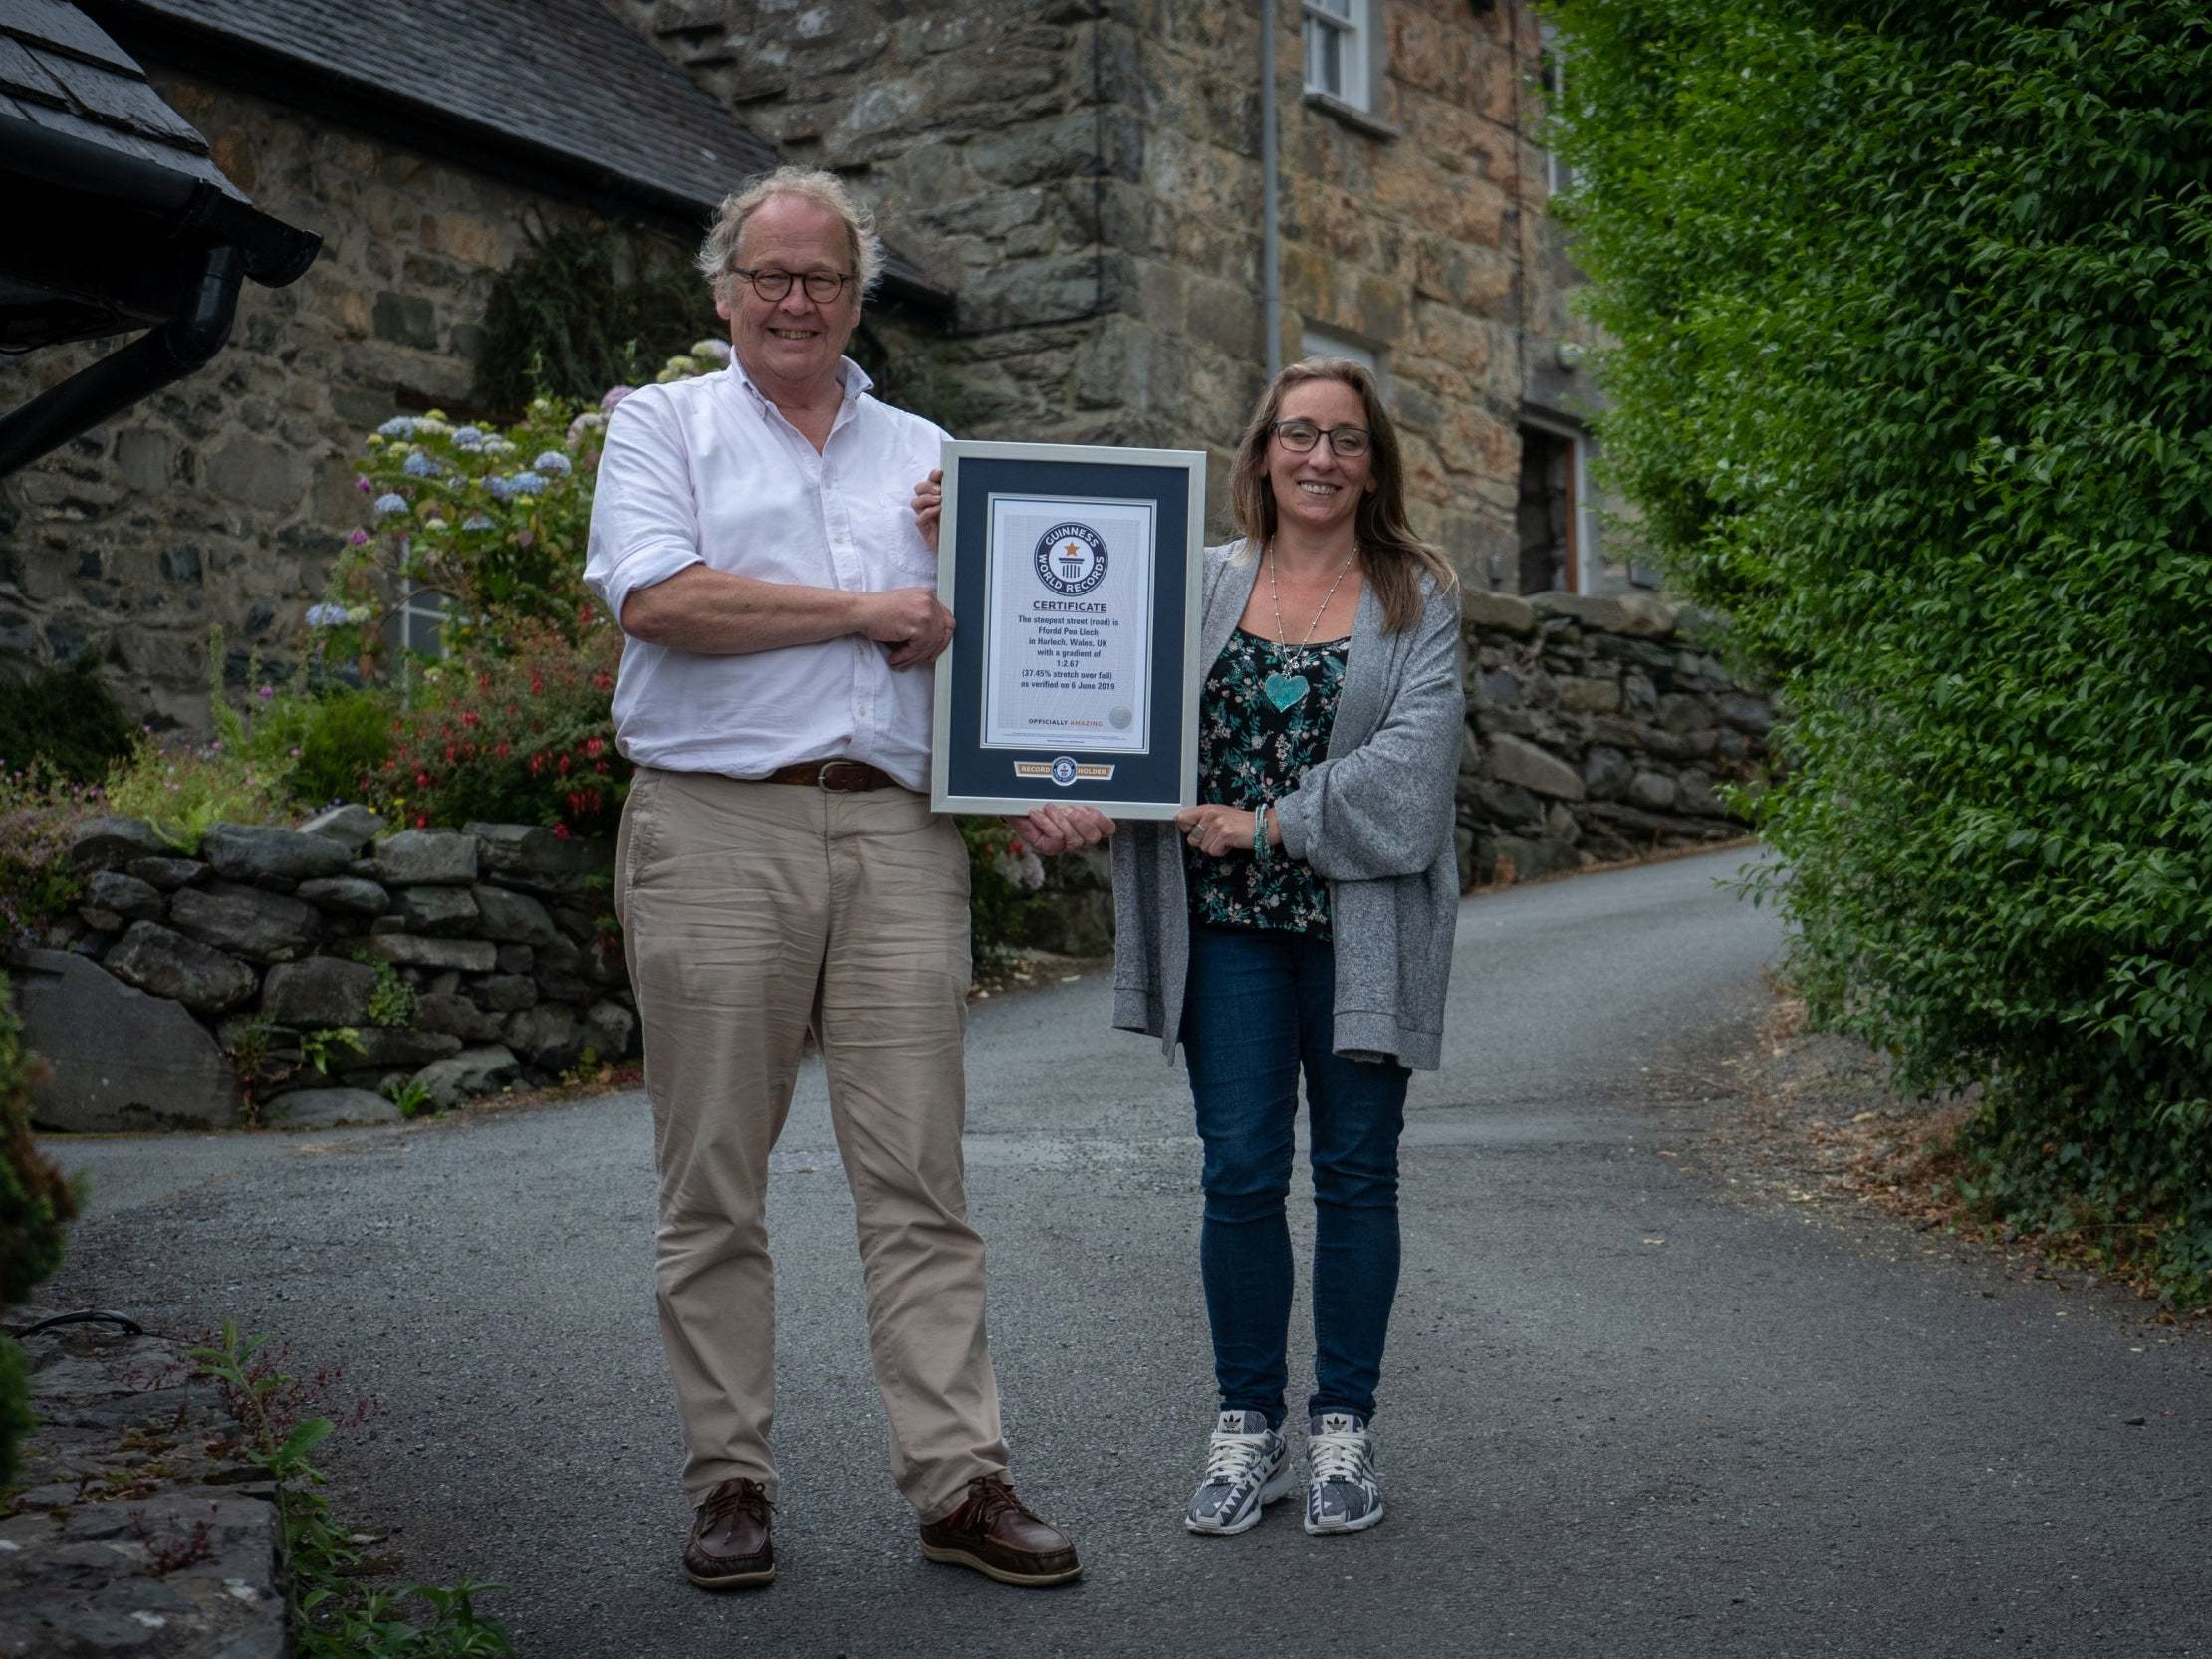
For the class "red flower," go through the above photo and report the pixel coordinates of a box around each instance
[461,711,480,728]
[529,675,545,695]
[558,754,571,775]
[584,736,605,758]
[496,742,511,758]
[553,822,572,839]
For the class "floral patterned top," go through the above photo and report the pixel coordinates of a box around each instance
[1188,627,1350,937]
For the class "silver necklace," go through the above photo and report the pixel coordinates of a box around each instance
[1261,542,1355,711]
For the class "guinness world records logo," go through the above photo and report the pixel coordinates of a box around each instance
[1034,523,1107,595]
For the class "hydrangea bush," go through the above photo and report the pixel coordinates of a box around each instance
[317,342,732,675]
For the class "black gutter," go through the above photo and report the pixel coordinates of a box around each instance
[1,116,317,288]
[0,243,248,478]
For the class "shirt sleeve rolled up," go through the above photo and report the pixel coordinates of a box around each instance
[584,388,706,626]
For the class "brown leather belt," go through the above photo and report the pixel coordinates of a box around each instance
[762,759,901,792]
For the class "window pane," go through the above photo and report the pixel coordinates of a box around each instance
[1305,21,1342,96]
[1315,0,1351,16]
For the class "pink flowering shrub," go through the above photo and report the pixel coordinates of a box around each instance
[369,623,628,839]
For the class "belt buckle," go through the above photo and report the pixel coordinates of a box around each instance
[816,760,867,793]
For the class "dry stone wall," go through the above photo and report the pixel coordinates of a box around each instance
[13,810,636,1133]
[1454,591,1772,886]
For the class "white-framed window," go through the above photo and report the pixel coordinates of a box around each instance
[1540,22,1574,198]
[383,580,448,659]
[1299,326,1380,379]
[1304,0,1372,112]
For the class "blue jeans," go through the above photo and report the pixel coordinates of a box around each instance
[1180,924,1410,1429]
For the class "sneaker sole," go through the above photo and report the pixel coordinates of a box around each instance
[921,1544,1083,1587]
[1303,1497,1385,1536]
[685,1564,776,1589]
[1184,1464,1296,1536]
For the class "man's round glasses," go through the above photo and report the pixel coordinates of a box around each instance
[728,267,856,303]
[1272,419,1371,457]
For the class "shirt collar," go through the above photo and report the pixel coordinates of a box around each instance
[725,353,873,406]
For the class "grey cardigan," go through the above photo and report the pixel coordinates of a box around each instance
[1110,540,1466,1070]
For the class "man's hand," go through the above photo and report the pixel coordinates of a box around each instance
[912,468,944,553]
[860,587,955,669]
[1176,803,1275,858]
[1012,805,1115,856]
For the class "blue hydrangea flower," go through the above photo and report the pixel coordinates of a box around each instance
[462,512,495,530]
[304,602,349,627]
[504,471,548,496]
[402,451,440,478]
[481,437,517,457]
[372,493,408,517]
[532,450,572,475]
[376,416,418,439]
[453,425,486,449]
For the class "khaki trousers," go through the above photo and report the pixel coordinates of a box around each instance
[614,767,1008,1520]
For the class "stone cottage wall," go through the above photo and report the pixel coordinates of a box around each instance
[620,0,1613,587]
[0,71,704,731]
[12,811,636,1133]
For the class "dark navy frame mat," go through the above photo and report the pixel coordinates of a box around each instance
[945,456,1190,808]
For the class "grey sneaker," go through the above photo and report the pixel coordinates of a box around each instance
[1303,1412,1383,1534]
[1184,1409,1293,1535]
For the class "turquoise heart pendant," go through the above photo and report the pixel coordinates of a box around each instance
[1263,671,1310,712]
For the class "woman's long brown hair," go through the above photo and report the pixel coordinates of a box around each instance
[1228,357,1459,634]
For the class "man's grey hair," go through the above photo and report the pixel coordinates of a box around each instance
[696,166,885,302]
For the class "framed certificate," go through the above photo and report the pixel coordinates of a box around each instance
[930,440,1205,819]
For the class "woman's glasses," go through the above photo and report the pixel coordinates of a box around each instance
[1272,419,1371,457]
[728,268,857,303]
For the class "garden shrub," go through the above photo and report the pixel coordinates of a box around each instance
[0,974,77,1486]
[1547,0,2212,1298]
[0,765,99,938]
[0,659,133,784]
[475,219,704,413]
[369,623,627,839]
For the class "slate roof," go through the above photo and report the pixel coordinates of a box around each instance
[0,0,240,197]
[87,0,946,306]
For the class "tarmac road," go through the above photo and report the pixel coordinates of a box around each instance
[39,848,2212,1657]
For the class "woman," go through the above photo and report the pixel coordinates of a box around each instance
[1026,358,1465,1537]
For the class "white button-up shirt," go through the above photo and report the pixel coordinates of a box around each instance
[583,356,947,789]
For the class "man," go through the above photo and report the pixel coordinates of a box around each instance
[584,167,1079,1590]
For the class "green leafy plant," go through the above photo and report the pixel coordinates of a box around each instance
[1547,0,2212,1301]
[384,1077,436,1120]
[0,763,99,939]
[474,218,704,412]
[0,657,134,783]
[959,818,1048,976]
[0,973,76,1486]
[368,963,418,1030]
[189,1323,514,1657]
[301,1028,367,1076]
[103,628,287,849]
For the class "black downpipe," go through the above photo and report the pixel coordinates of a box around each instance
[0,244,243,479]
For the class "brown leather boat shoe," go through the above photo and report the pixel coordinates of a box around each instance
[684,1477,775,1589]
[919,1475,1082,1587]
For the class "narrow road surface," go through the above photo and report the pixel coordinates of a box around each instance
[41,850,2211,1657]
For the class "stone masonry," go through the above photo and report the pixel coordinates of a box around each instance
[13,810,636,1133]
[1455,590,1771,887]
[619,0,1607,583]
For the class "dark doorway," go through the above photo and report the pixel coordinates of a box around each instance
[1516,425,1577,593]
